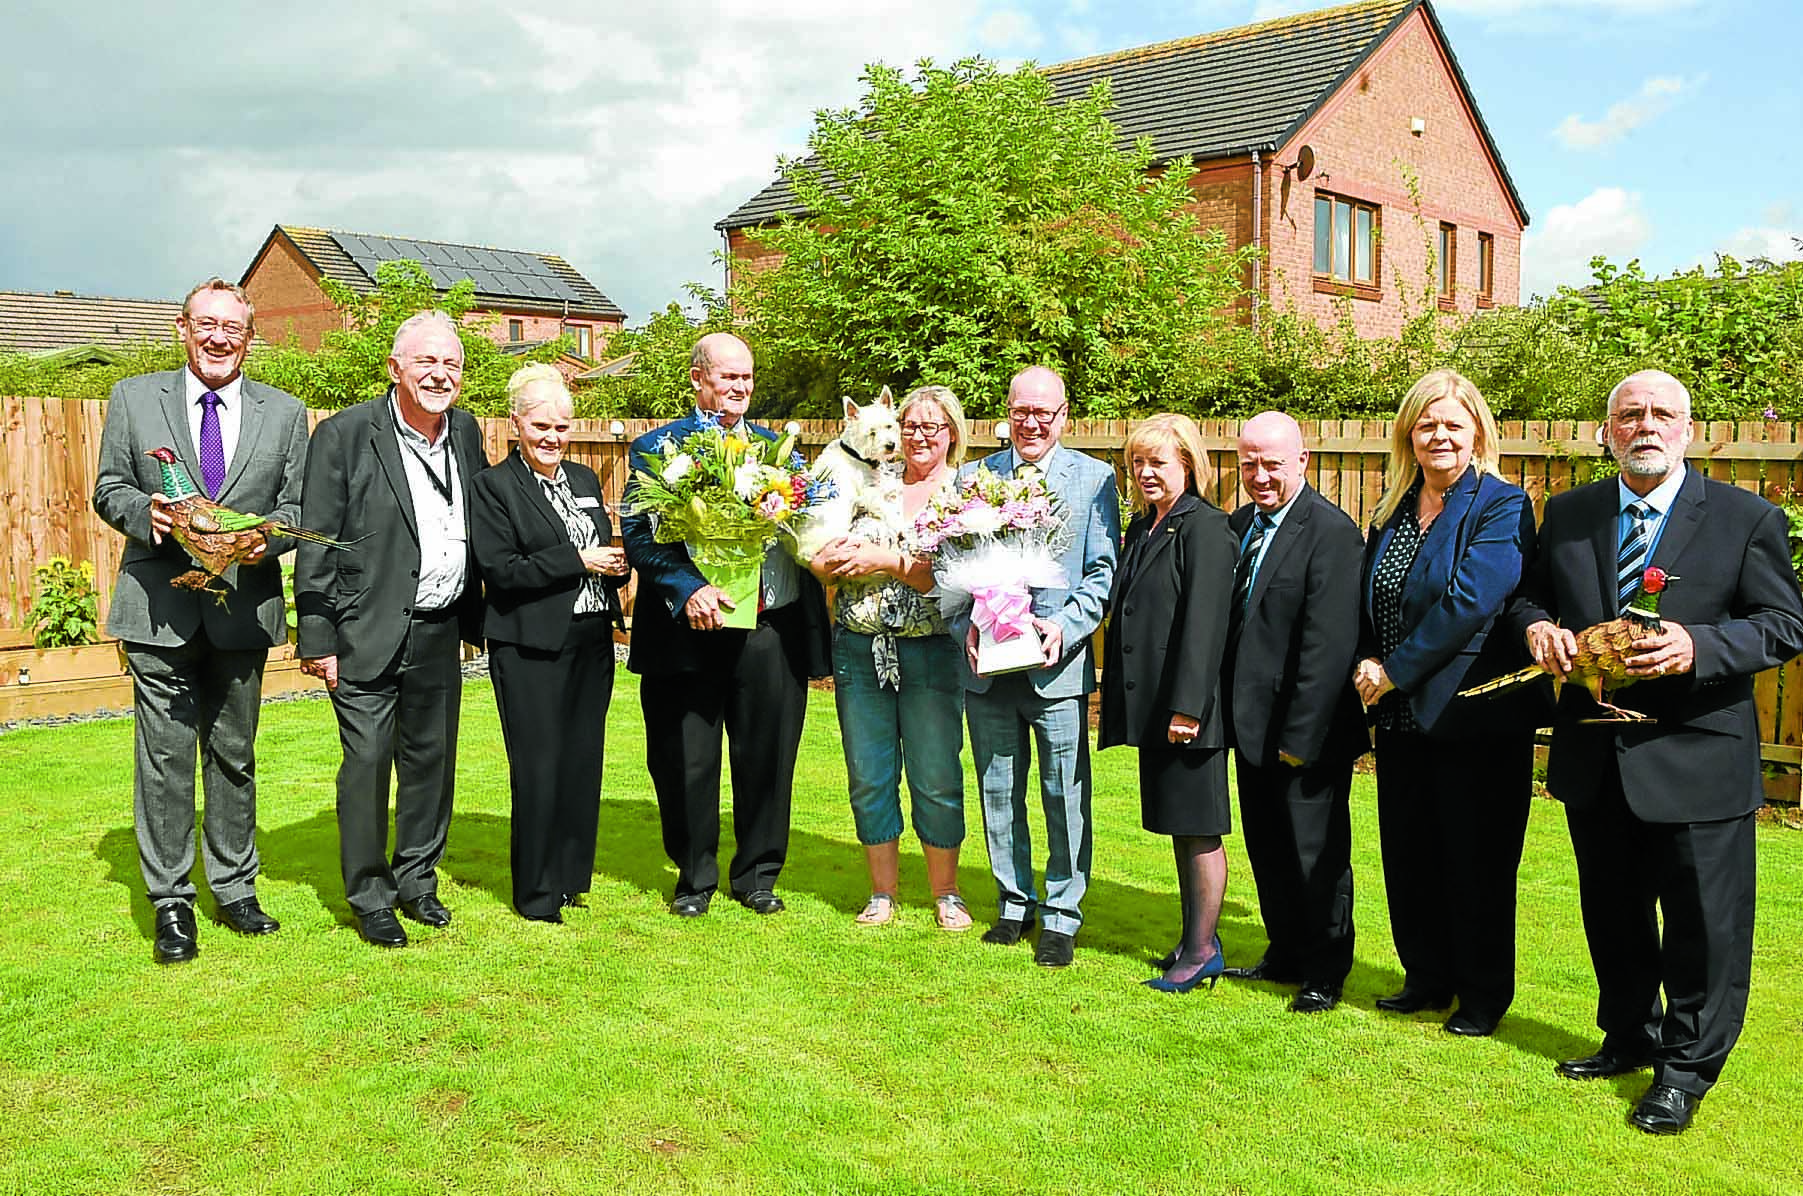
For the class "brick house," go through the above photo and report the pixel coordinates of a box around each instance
[717,0,1527,339]
[240,225,628,361]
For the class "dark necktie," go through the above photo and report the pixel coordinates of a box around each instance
[1617,501,1652,614]
[1233,513,1273,614]
[1016,461,1040,483]
[199,391,225,498]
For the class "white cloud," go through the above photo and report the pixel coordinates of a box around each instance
[1716,203,1803,265]
[977,8,1043,52]
[1521,187,1654,297]
[1553,74,1702,150]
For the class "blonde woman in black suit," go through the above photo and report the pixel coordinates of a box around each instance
[470,365,628,923]
[1099,413,1238,992]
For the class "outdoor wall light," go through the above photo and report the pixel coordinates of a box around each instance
[785,421,802,436]
[608,419,626,438]
[995,421,1012,441]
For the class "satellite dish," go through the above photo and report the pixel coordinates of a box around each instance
[1295,145,1316,181]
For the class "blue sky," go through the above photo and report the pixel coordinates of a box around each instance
[1,0,1795,322]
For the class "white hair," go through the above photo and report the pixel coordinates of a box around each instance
[391,309,460,356]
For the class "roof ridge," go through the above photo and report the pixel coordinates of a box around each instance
[1044,0,1410,77]
[279,223,566,261]
[0,289,182,305]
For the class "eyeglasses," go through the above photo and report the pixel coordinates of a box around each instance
[1608,406,1687,430]
[184,317,248,341]
[900,420,948,438]
[1007,404,1067,427]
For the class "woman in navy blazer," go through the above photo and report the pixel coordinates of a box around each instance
[470,366,628,923]
[1353,369,1539,1037]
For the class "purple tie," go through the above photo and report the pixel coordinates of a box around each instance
[199,391,225,498]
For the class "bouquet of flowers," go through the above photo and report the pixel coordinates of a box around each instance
[626,411,834,628]
[912,469,1070,674]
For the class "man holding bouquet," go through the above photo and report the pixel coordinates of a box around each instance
[622,332,831,917]
[957,365,1119,967]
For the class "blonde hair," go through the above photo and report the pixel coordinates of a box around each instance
[1124,413,1210,513]
[506,362,571,416]
[1372,368,1502,527]
[899,384,969,469]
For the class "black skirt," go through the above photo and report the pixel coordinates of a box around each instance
[1137,743,1231,837]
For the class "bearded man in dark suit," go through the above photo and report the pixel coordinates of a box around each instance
[1218,412,1369,1014]
[1512,369,1803,1135]
[296,310,489,949]
[621,332,830,918]
[93,277,310,964]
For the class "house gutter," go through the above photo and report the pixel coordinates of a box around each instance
[1250,148,1262,333]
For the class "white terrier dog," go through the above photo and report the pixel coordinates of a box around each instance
[791,387,905,561]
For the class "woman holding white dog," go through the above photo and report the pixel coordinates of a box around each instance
[809,385,972,930]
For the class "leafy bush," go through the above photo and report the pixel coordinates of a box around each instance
[25,556,100,648]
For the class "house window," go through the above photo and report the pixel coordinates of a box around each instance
[1477,233,1495,308]
[1438,223,1457,310]
[507,318,523,342]
[1313,192,1380,298]
[567,323,593,358]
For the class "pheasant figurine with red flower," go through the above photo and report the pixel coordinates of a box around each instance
[1459,566,1677,721]
[145,446,352,604]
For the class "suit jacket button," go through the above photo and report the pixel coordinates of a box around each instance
[1125,680,1136,690]
[1124,605,1135,615]
[411,570,419,578]
[402,607,411,617]
[1123,644,1134,654]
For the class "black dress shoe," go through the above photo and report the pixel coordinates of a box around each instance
[1443,1011,1499,1037]
[736,889,785,915]
[1630,1084,1700,1135]
[1556,1047,1655,1081]
[399,894,451,927]
[1290,984,1341,1014]
[1375,986,1454,1014]
[981,917,1033,946]
[357,909,408,948]
[670,893,711,917]
[1034,930,1076,968]
[217,896,280,936]
[561,893,587,909]
[152,903,200,965]
[1224,959,1302,984]
[520,909,564,924]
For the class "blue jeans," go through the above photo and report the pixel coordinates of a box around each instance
[833,628,966,848]
[965,673,1092,936]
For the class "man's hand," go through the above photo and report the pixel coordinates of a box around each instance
[242,531,270,566]
[1032,618,1063,668]
[148,493,175,545]
[1625,621,1696,678]
[964,622,981,672]
[684,584,734,631]
[1353,657,1394,705]
[300,654,339,691]
[1168,713,1200,745]
[1524,619,1577,679]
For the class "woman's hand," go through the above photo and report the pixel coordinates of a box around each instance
[1353,657,1395,705]
[580,546,628,576]
[812,537,901,581]
[1167,713,1201,745]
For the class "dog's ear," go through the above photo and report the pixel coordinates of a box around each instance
[877,386,895,410]
[842,395,859,420]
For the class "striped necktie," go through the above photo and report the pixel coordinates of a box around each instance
[1233,513,1274,614]
[1617,501,1652,614]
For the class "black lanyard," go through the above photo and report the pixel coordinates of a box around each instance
[404,432,455,506]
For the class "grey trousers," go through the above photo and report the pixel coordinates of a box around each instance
[329,614,461,916]
[124,633,269,908]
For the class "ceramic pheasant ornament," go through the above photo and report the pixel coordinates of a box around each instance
[1459,566,1677,722]
[145,446,352,604]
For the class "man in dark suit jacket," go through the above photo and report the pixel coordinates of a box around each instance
[295,310,488,949]
[1512,369,1803,1135]
[93,278,310,965]
[1220,412,1369,1013]
[622,332,830,917]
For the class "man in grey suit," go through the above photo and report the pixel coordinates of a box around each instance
[92,278,310,965]
[296,311,487,949]
[958,365,1119,967]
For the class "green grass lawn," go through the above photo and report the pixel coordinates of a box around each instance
[2,673,1799,1195]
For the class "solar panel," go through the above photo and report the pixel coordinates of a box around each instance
[326,232,583,303]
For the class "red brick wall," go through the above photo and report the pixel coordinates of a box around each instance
[1261,7,1524,338]
[465,311,622,355]
[243,236,342,350]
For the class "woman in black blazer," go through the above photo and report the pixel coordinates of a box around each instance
[470,365,629,923]
[1353,368,1539,1036]
[1099,414,1238,993]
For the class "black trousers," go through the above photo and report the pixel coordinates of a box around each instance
[639,606,808,900]
[329,612,462,916]
[1374,727,1532,1022]
[1234,753,1356,987]
[1565,759,1756,1096]
[491,615,616,918]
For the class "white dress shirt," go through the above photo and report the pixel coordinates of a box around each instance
[182,369,244,475]
[391,395,468,611]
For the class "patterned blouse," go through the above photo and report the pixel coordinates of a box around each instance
[535,466,609,616]
[833,468,948,689]
[1371,481,1426,734]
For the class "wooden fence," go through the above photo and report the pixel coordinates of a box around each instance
[4,396,1801,782]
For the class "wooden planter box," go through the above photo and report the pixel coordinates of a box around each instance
[0,640,322,723]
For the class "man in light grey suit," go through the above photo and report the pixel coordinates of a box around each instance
[958,365,1119,967]
[92,278,310,965]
